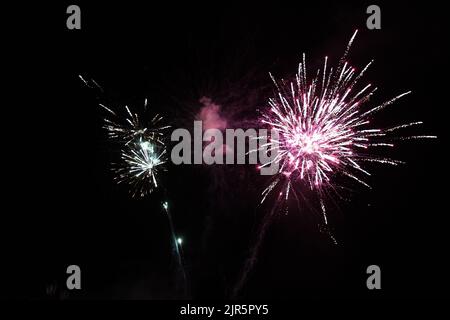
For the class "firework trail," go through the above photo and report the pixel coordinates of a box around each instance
[163,200,189,297]
[232,192,282,299]
[233,30,436,297]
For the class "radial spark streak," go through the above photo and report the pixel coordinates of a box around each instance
[259,30,436,218]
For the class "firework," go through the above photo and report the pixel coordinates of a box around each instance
[99,97,188,295]
[100,99,170,145]
[233,31,436,298]
[114,136,168,198]
[259,30,436,216]
[96,98,171,197]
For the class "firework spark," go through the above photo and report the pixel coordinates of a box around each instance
[97,98,171,197]
[259,30,435,216]
[114,137,168,198]
[100,101,170,145]
[233,31,436,298]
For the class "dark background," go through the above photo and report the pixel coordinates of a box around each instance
[4,1,448,299]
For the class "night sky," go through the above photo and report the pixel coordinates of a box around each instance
[4,1,448,300]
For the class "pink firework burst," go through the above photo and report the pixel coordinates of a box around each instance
[259,30,436,212]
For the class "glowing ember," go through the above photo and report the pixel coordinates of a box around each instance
[259,30,436,210]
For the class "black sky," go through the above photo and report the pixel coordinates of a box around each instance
[4,1,448,300]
